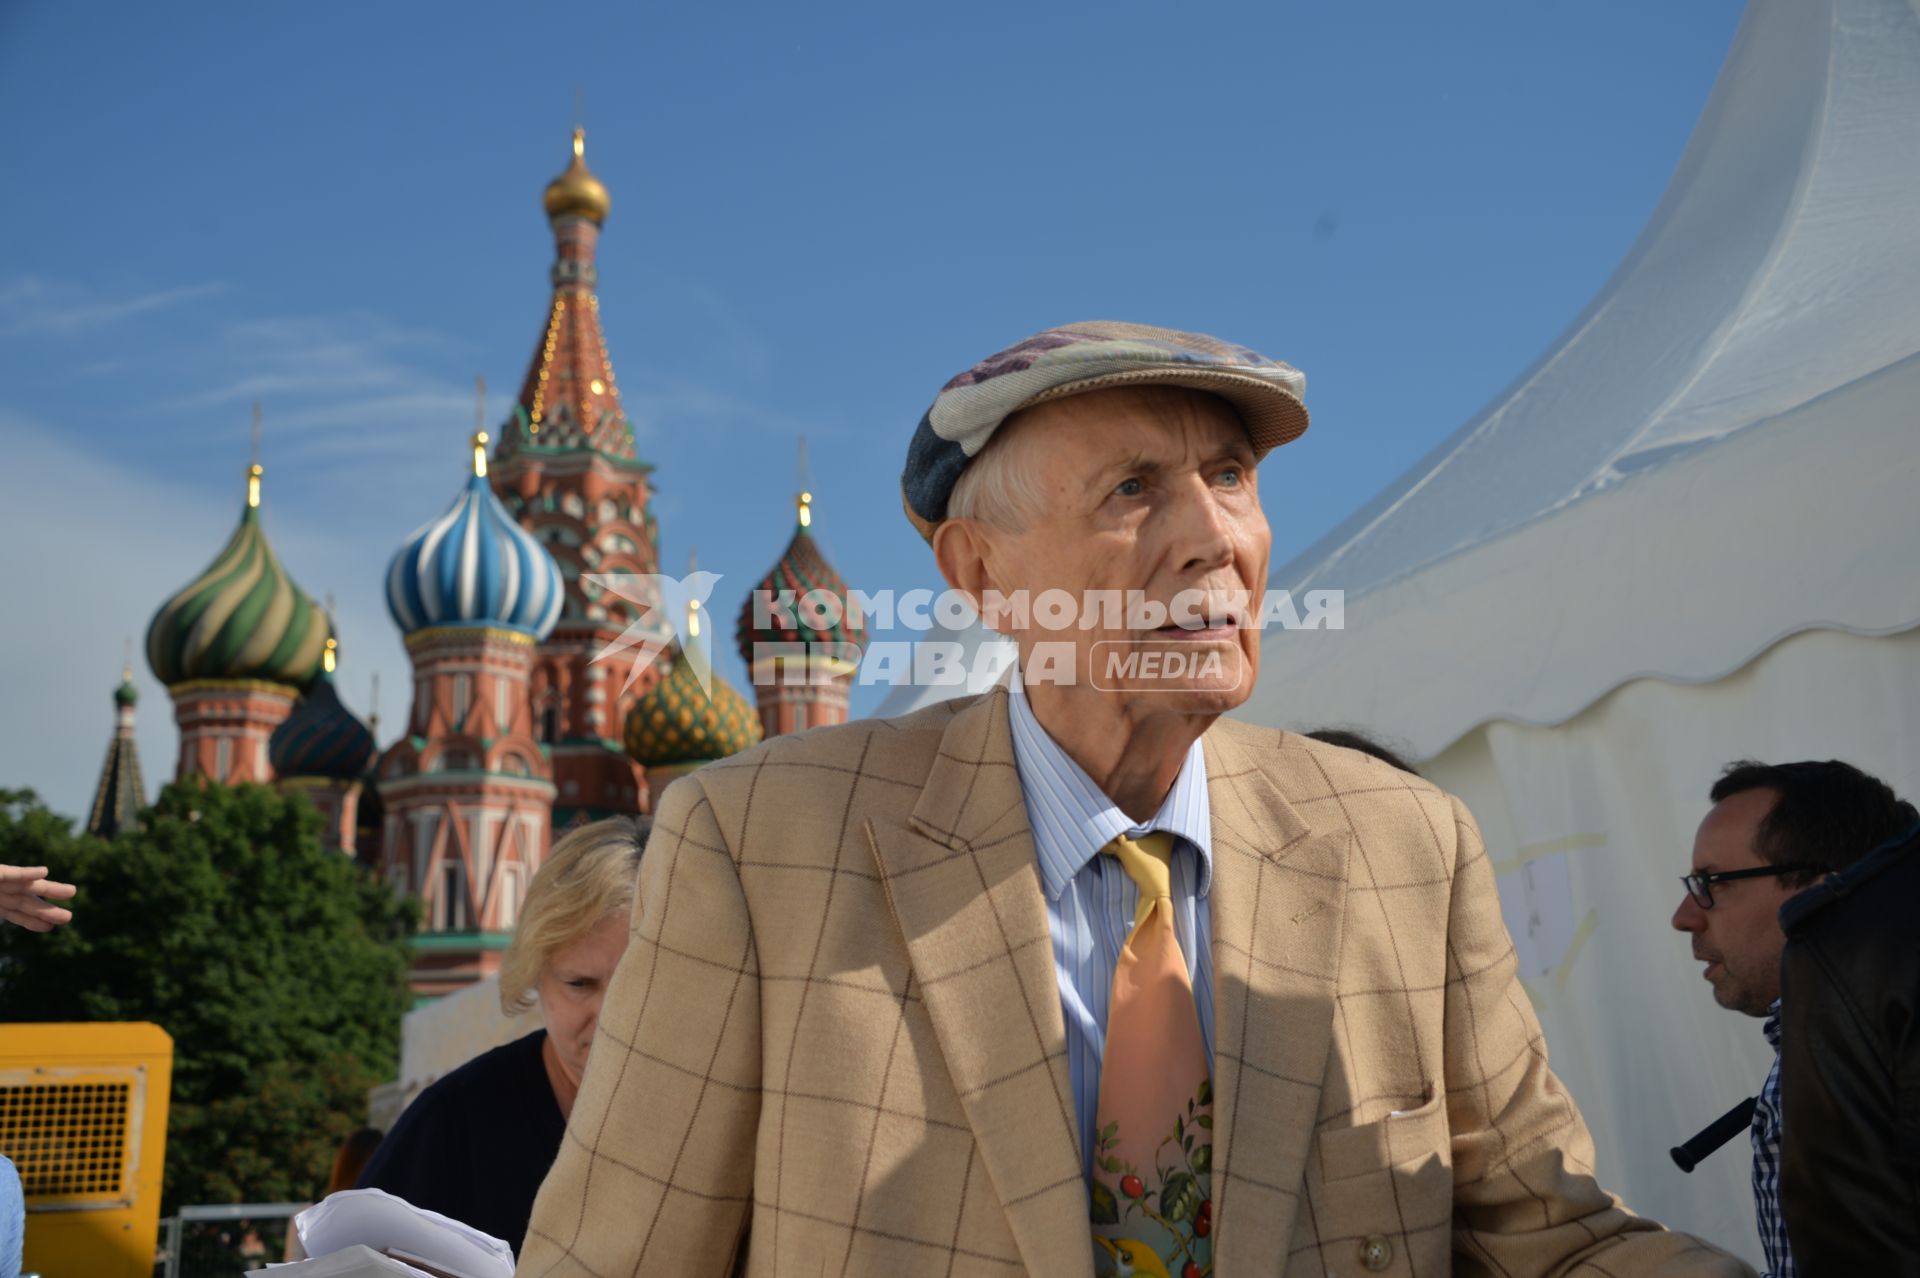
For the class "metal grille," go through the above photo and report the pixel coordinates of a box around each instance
[0,1078,134,1205]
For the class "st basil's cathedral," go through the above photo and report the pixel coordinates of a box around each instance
[93,130,866,998]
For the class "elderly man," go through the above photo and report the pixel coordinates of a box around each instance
[520,322,1748,1276]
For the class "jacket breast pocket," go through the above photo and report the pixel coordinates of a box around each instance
[1317,1087,1449,1183]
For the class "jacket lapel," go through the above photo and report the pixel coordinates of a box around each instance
[867,686,1095,1278]
[1204,724,1351,1277]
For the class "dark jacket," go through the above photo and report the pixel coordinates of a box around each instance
[1777,824,1920,1276]
[356,1030,565,1256]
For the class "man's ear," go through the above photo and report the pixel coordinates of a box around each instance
[932,518,996,609]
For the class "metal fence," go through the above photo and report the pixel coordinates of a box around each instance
[156,1202,307,1278]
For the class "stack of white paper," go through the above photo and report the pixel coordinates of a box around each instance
[245,1188,515,1278]
[248,1244,440,1278]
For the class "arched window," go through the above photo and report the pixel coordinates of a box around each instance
[431,749,475,773]
[436,859,472,931]
[497,866,522,928]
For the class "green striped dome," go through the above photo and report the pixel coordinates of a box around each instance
[146,498,331,689]
[623,649,763,767]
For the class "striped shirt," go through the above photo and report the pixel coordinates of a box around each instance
[1750,1001,1792,1278]
[1004,674,1215,1176]
[1,1155,22,1278]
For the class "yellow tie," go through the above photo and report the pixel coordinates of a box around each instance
[1089,832,1213,1278]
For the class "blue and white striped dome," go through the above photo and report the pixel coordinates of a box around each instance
[386,470,565,640]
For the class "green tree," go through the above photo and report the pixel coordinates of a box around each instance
[0,781,415,1213]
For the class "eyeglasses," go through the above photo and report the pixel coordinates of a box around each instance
[1679,864,1817,909]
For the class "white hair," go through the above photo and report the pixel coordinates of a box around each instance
[945,416,1048,530]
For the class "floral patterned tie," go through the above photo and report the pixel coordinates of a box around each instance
[1089,831,1213,1278]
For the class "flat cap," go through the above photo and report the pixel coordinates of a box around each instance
[901,320,1308,539]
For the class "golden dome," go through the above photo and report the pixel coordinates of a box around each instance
[543,128,611,225]
[623,649,762,767]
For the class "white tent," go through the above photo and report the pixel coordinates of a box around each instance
[1242,0,1920,1260]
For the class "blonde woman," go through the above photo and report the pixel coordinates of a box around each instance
[356,816,649,1255]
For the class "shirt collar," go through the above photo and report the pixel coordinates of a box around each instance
[1005,672,1213,902]
[1763,998,1782,1050]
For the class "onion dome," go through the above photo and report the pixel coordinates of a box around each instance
[270,638,375,780]
[114,673,138,707]
[543,128,611,225]
[623,649,763,768]
[146,463,332,688]
[386,432,565,640]
[735,490,867,665]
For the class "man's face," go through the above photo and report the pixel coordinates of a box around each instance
[970,387,1270,717]
[1670,788,1799,1017]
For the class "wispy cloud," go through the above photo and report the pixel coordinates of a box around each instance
[621,375,841,443]
[163,313,467,412]
[269,392,477,461]
[140,310,489,494]
[0,277,227,339]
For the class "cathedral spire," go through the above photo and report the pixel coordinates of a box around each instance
[480,128,659,829]
[246,401,263,507]
[86,653,146,839]
[796,436,812,529]
[500,128,635,460]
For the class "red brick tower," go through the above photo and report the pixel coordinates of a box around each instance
[490,129,662,826]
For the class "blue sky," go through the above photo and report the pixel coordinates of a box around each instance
[0,0,1743,818]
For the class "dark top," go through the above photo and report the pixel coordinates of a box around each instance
[357,1029,566,1257]
[1777,824,1920,1276]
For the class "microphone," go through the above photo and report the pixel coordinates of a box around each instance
[1671,1097,1758,1173]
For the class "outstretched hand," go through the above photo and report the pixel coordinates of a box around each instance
[0,864,76,931]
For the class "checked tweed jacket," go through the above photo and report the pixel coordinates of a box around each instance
[518,686,1750,1278]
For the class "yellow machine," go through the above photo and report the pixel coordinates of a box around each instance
[0,1022,173,1278]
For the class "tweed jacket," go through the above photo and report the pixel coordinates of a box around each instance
[519,687,1750,1277]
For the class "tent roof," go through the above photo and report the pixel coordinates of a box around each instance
[1248,0,1920,756]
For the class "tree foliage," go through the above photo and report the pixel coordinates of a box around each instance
[0,781,415,1210]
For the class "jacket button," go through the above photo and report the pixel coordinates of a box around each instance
[1360,1234,1394,1271]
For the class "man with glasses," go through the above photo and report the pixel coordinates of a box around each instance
[1671,759,1918,1278]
